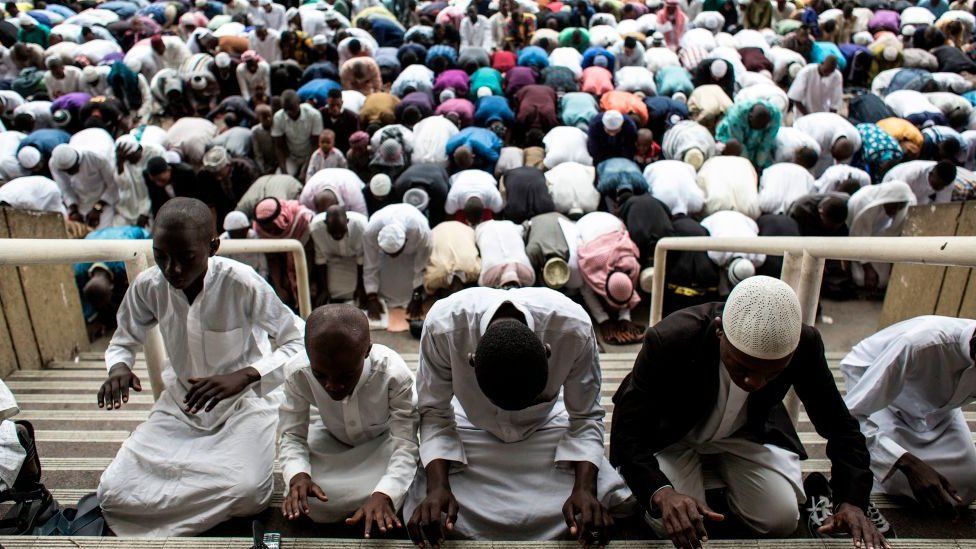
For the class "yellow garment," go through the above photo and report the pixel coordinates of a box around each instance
[424,221,482,293]
[877,117,924,158]
[352,6,398,27]
[687,84,733,133]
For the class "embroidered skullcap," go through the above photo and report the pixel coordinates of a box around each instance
[722,275,801,360]
[543,257,570,289]
[370,173,392,197]
[710,59,728,80]
[602,109,623,131]
[223,210,250,231]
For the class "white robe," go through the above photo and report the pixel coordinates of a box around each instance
[815,165,870,194]
[697,156,761,219]
[773,127,821,165]
[114,144,164,227]
[545,162,600,217]
[646,160,705,216]
[0,380,25,491]
[700,210,765,268]
[97,257,305,536]
[846,181,916,288]
[411,116,459,166]
[792,113,862,178]
[277,344,419,522]
[445,170,504,215]
[51,129,119,227]
[309,211,367,300]
[882,160,952,205]
[662,120,717,162]
[842,316,976,504]
[405,288,634,540]
[758,163,815,215]
[787,64,843,114]
[363,204,432,307]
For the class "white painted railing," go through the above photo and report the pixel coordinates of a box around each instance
[0,238,311,400]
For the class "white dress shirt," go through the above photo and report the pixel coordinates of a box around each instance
[309,210,367,266]
[363,204,432,295]
[445,170,504,214]
[882,160,952,204]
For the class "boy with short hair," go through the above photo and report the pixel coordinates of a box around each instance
[305,129,348,180]
[278,304,419,536]
[96,197,305,536]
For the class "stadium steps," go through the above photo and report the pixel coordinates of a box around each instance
[2,353,975,542]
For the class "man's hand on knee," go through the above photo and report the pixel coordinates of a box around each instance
[652,487,724,549]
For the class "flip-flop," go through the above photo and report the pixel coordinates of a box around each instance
[64,493,107,536]
[0,485,59,535]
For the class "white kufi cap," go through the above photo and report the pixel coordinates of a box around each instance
[370,173,392,197]
[16,146,41,169]
[223,211,250,231]
[602,109,623,131]
[722,275,801,360]
[709,60,728,80]
[50,145,79,171]
[378,223,406,254]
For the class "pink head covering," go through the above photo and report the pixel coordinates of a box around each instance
[253,198,312,240]
[607,271,635,304]
[349,131,369,147]
[577,229,642,310]
[241,50,262,63]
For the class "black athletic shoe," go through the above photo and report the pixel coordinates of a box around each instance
[804,473,895,539]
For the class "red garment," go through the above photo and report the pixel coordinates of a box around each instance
[491,50,516,73]
[453,210,493,225]
[253,198,313,301]
[577,229,642,310]
[656,6,686,48]
[581,66,614,96]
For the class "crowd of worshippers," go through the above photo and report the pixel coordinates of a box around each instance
[0,0,975,343]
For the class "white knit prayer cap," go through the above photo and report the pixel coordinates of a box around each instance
[378,223,406,254]
[215,52,232,68]
[223,211,250,231]
[370,173,392,197]
[17,146,41,169]
[602,109,624,131]
[723,275,801,360]
[727,257,755,286]
[710,60,728,80]
[50,144,79,171]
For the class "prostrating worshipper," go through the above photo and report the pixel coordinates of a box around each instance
[524,211,580,293]
[445,169,504,226]
[253,197,316,307]
[644,160,705,217]
[500,166,555,224]
[16,128,69,176]
[446,126,503,174]
[661,120,717,170]
[700,210,764,293]
[363,203,432,320]
[96,197,305,536]
[300,167,368,215]
[773,126,821,168]
[755,213,801,278]
[475,219,535,289]
[575,211,645,345]
[881,160,957,205]
[787,55,843,115]
[49,129,118,229]
[424,220,482,297]
[854,123,904,184]
[610,276,888,549]
[715,98,781,170]
[394,164,452,226]
[405,287,634,544]
[788,192,850,237]
[815,165,870,195]
[793,112,862,178]
[113,135,164,228]
[617,194,677,293]
[236,174,303,219]
[0,176,64,215]
[587,109,637,165]
[278,304,419,532]
[308,205,367,306]
[697,155,761,219]
[842,316,976,511]
[845,182,916,291]
[758,162,817,215]
[220,211,269,280]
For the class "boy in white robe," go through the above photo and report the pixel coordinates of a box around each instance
[405,287,634,544]
[842,316,976,509]
[278,304,419,533]
[96,197,305,536]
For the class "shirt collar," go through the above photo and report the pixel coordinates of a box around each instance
[478,294,535,336]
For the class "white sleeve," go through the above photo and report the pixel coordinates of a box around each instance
[246,276,306,395]
[277,371,313,485]
[416,327,465,467]
[581,284,610,324]
[412,227,432,291]
[372,368,420,509]
[363,223,381,294]
[556,329,606,468]
[104,275,158,371]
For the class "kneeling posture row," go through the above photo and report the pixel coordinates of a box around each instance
[100,198,973,549]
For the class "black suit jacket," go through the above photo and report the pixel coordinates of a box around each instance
[609,303,871,512]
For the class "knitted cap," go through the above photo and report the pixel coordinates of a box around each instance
[723,275,801,360]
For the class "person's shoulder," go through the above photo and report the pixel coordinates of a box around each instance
[370,343,414,383]
[646,303,720,351]
[212,256,273,291]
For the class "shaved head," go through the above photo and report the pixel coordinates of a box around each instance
[155,197,214,242]
[306,304,372,401]
[314,189,339,213]
[324,204,348,240]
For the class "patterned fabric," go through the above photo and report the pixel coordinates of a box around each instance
[856,123,904,181]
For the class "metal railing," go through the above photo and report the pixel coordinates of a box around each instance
[0,238,311,400]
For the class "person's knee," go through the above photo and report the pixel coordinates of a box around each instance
[728,482,799,537]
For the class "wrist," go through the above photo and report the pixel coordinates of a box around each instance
[108,363,132,376]
[241,366,262,383]
[651,486,675,508]
[290,472,311,484]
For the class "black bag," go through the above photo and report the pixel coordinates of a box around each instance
[847,91,895,125]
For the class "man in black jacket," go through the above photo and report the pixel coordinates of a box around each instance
[610,276,887,549]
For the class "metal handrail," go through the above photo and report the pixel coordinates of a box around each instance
[0,238,311,400]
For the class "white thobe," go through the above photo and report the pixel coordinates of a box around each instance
[257,4,287,30]
[404,288,634,540]
[543,126,593,168]
[645,160,704,216]
[882,160,952,204]
[773,126,822,164]
[300,168,367,215]
[653,365,803,536]
[278,344,419,522]
[545,162,599,216]
[219,230,270,279]
[114,144,164,226]
[815,165,870,193]
[475,220,533,288]
[460,16,493,50]
[0,380,25,491]
[697,156,761,219]
[309,211,366,300]
[236,61,271,101]
[411,116,458,165]
[51,152,119,228]
[792,113,862,177]
[98,257,305,536]
[0,176,64,215]
[770,47,806,84]
[884,90,942,119]
[842,316,976,504]
[248,30,281,63]
[787,64,843,114]
[549,48,583,78]
[363,204,432,306]
[662,120,717,162]
[42,66,83,98]
[445,170,504,215]
[700,210,765,268]
[846,182,916,287]
[758,163,815,215]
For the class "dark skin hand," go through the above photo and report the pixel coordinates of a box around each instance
[892,452,964,514]
[68,205,83,223]
[562,461,613,548]
[98,363,143,409]
[85,207,102,228]
[818,502,890,549]
[282,472,328,520]
[408,459,458,549]
[862,264,879,292]
[346,491,402,538]
[407,286,425,319]
[184,366,261,413]
[365,293,384,320]
[652,487,725,549]
[136,214,150,228]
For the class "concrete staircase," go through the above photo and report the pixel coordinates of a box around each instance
[0,352,973,546]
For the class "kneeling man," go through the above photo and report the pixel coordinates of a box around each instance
[405,287,633,545]
[610,276,886,549]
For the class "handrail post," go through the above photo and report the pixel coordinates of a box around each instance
[124,252,166,401]
[649,243,669,326]
[291,246,312,319]
[798,251,825,326]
